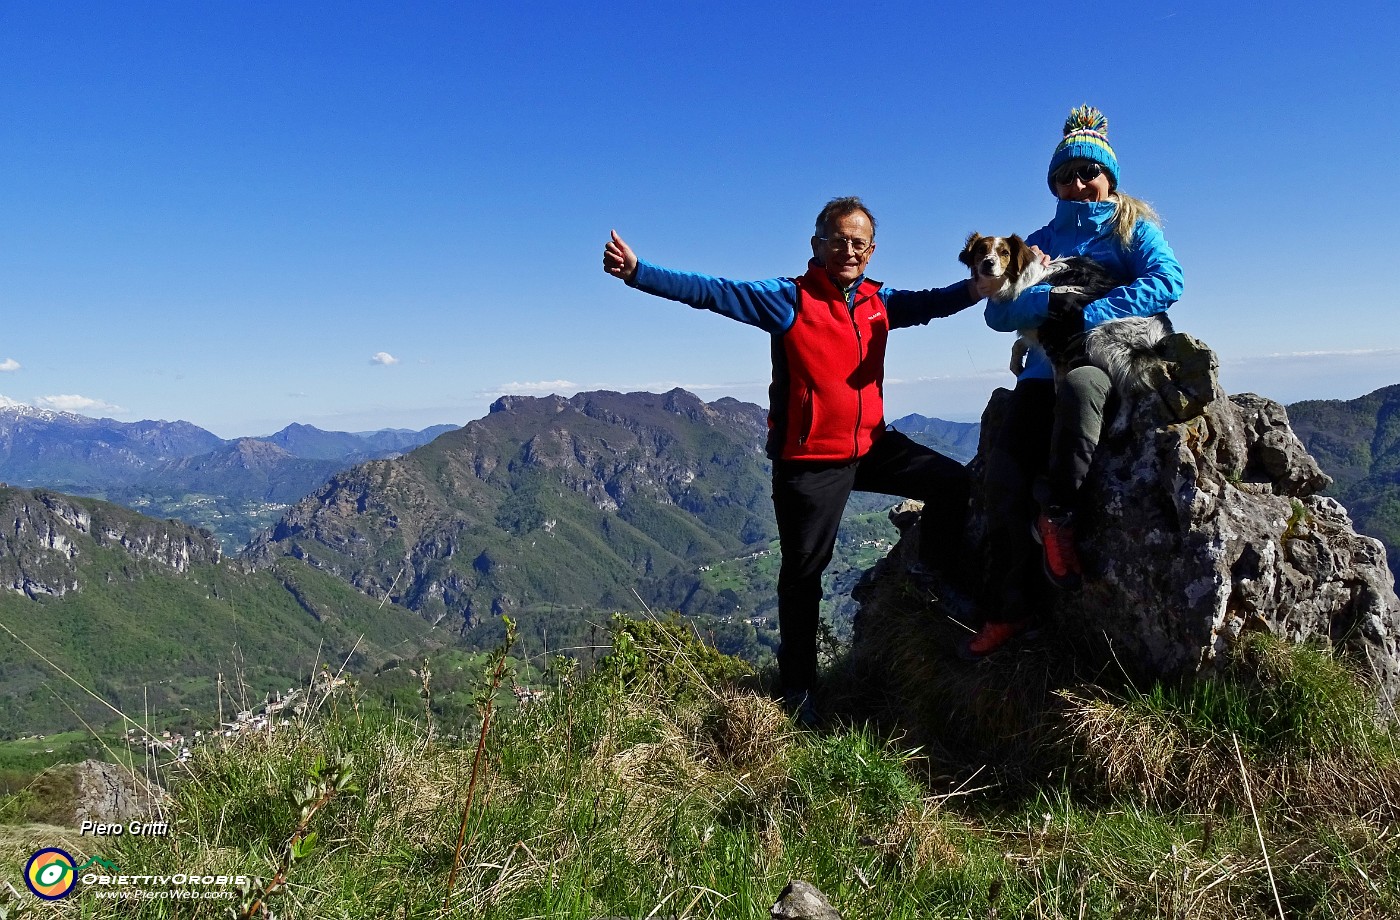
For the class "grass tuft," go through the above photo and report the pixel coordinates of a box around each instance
[1059,634,1400,817]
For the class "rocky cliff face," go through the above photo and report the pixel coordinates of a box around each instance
[245,389,775,630]
[0,486,222,598]
[853,336,1400,717]
[1059,385,1399,701]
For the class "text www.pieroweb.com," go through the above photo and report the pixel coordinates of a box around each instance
[90,889,235,900]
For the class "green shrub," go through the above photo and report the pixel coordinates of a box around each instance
[1130,634,1390,757]
[591,613,754,698]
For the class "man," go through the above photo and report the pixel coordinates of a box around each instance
[603,197,997,723]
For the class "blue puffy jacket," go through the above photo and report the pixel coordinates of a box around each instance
[984,198,1184,380]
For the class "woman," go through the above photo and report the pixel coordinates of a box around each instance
[964,105,1185,658]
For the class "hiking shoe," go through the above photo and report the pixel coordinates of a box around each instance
[959,619,1038,660]
[1033,512,1083,590]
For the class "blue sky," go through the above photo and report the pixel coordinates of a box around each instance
[2,1,1396,437]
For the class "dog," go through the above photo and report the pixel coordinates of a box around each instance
[959,232,1173,430]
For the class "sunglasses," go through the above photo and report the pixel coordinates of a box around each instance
[1054,162,1105,185]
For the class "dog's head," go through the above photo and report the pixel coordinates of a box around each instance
[959,233,1036,289]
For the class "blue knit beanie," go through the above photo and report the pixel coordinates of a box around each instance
[1047,105,1119,193]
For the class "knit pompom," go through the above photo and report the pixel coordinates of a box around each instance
[1063,104,1108,138]
[1047,105,1119,193]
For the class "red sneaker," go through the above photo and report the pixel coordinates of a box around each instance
[1034,513,1083,590]
[960,619,1036,659]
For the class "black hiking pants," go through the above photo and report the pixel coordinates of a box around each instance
[980,380,1056,625]
[980,371,1112,625]
[771,429,969,698]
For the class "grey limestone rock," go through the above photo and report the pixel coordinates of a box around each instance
[771,880,844,920]
[1066,376,1400,710]
[1,487,222,598]
[68,760,165,827]
[864,336,1400,717]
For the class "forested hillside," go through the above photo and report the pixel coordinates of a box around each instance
[1288,383,1400,576]
[0,486,436,735]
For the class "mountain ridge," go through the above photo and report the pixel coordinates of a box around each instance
[0,407,462,549]
[1285,382,1400,575]
[246,388,776,635]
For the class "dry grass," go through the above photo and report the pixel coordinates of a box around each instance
[1058,690,1226,807]
[1059,677,1400,818]
[843,547,1081,778]
[700,690,794,793]
[876,798,969,872]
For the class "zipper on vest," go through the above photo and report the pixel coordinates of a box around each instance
[849,305,864,459]
[797,388,813,446]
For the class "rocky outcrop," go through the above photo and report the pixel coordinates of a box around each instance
[1066,385,1399,699]
[853,336,1400,718]
[0,486,222,597]
[69,760,165,827]
[771,880,844,919]
[17,759,165,828]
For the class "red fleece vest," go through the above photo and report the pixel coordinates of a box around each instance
[767,265,889,462]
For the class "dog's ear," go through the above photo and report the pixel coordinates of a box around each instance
[1007,234,1033,278]
[959,232,982,270]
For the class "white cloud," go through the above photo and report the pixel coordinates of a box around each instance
[35,394,123,414]
[480,378,770,400]
[370,352,400,366]
[627,380,756,393]
[483,379,579,397]
[0,359,20,372]
[1237,347,1400,361]
[0,394,25,408]
[1217,348,1400,405]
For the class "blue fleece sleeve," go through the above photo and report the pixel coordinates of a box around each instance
[882,280,978,329]
[983,285,1051,332]
[1082,221,1184,327]
[628,259,796,334]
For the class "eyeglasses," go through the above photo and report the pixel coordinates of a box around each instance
[1053,162,1105,185]
[818,235,873,255]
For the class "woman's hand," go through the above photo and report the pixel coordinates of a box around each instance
[1009,337,1029,376]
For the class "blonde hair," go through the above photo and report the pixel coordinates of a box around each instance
[1108,191,1162,247]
